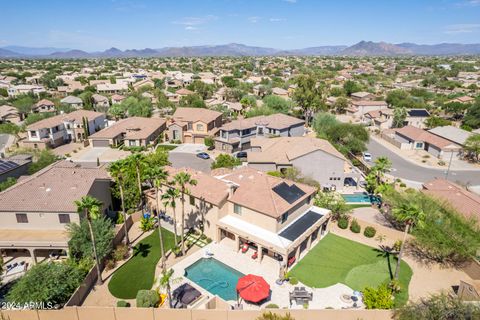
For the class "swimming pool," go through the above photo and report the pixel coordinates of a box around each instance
[342,193,379,204]
[184,258,244,301]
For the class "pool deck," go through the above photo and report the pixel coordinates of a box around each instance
[162,236,364,310]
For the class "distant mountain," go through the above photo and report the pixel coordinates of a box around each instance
[2,46,70,55]
[340,41,411,56]
[2,42,480,58]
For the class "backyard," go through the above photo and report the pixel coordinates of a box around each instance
[108,228,175,299]
[290,233,412,306]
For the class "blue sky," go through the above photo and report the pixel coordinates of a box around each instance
[1,0,480,51]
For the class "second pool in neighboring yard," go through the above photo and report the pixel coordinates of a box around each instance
[184,258,244,301]
[342,193,380,204]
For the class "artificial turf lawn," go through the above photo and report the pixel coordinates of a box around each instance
[108,228,175,299]
[290,233,413,307]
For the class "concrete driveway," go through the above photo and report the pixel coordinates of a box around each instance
[71,146,130,165]
[168,152,212,173]
[367,139,480,186]
[169,143,207,154]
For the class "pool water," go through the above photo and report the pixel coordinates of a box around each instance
[342,193,379,204]
[184,258,244,301]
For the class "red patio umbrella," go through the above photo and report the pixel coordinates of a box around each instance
[236,274,270,303]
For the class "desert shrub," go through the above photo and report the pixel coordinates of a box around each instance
[136,290,159,308]
[350,218,361,233]
[265,303,279,309]
[289,277,298,285]
[364,226,377,238]
[363,283,394,310]
[117,300,130,307]
[338,217,349,229]
[104,259,116,271]
[113,244,129,261]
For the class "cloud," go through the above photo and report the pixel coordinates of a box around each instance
[185,26,197,31]
[456,0,480,7]
[269,18,285,22]
[248,16,261,23]
[173,15,217,26]
[283,0,297,3]
[444,23,480,34]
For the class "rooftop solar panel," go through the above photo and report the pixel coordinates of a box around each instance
[273,182,306,204]
[0,159,20,174]
[279,210,323,241]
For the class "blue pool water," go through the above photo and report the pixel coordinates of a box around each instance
[184,258,244,301]
[342,193,379,204]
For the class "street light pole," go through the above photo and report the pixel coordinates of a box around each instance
[444,151,454,180]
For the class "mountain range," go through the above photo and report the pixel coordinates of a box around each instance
[1,41,480,58]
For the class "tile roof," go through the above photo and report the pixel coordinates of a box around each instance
[35,99,55,107]
[26,110,105,130]
[60,95,83,104]
[89,117,165,140]
[220,113,304,131]
[351,100,388,107]
[428,125,475,146]
[395,126,461,149]
[172,107,222,124]
[0,161,110,213]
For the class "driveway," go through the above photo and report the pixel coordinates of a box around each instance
[168,152,212,173]
[367,139,480,186]
[71,146,130,164]
[0,134,14,153]
[169,143,206,154]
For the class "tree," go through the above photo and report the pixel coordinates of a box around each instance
[179,93,206,109]
[392,107,407,128]
[74,195,104,285]
[362,283,394,310]
[373,156,392,186]
[463,102,480,129]
[0,177,17,192]
[6,262,85,306]
[262,95,291,114]
[221,76,239,88]
[162,186,181,246]
[312,112,338,139]
[158,269,181,308]
[464,134,480,162]
[333,96,349,114]
[314,192,351,220]
[292,75,324,125]
[28,150,59,174]
[240,95,257,109]
[211,154,241,169]
[13,95,35,115]
[108,160,130,246]
[173,172,197,256]
[392,203,425,280]
[425,116,451,129]
[126,153,146,214]
[343,80,361,96]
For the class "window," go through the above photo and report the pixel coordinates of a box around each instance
[30,131,37,138]
[234,204,242,215]
[59,214,71,224]
[415,142,423,149]
[257,127,264,135]
[196,124,204,131]
[129,140,136,146]
[281,212,288,224]
[187,122,193,130]
[16,214,28,223]
[221,131,227,139]
[189,195,195,206]
[241,129,251,136]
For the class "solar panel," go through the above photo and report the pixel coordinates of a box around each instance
[0,159,19,174]
[273,182,306,204]
[279,210,323,241]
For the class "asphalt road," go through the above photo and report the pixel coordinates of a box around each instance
[367,139,480,186]
[168,152,212,173]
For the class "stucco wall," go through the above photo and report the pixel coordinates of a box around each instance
[291,150,346,185]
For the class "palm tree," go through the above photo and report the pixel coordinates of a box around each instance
[173,172,197,256]
[373,156,392,185]
[392,203,426,280]
[127,153,146,214]
[162,186,180,245]
[74,195,104,285]
[108,160,130,246]
[158,269,181,308]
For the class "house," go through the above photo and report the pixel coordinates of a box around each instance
[132,79,154,91]
[24,110,106,149]
[111,94,126,105]
[449,96,475,104]
[0,154,32,183]
[168,107,223,144]
[175,88,194,98]
[351,91,374,101]
[96,83,128,94]
[7,84,45,97]
[60,95,83,109]
[145,166,331,272]
[33,99,55,113]
[0,161,112,263]
[404,109,430,129]
[362,109,394,129]
[0,105,21,124]
[271,87,289,99]
[215,114,305,153]
[89,117,166,148]
[91,94,110,109]
[422,178,480,224]
[346,100,388,118]
[428,125,476,148]
[393,126,462,159]
[247,137,361,189]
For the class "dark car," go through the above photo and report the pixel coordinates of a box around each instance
[196,152,210,159]
[236,151,248,159]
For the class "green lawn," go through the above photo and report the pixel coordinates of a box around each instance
[346,204,372,209]
[156,144,178,151]
[108,228,175,299]
[290,233,412,307]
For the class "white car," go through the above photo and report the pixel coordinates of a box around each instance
[363,152,372,162]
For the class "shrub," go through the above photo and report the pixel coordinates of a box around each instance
[204,136,214,148]
[211,154,241,169]
[139,217,155,232]
[362,283,394,310]
[105,259,116,271]
[265,303,279,309]
[206,238,212,244]
[437,160,446,166]
[399,183,406,188]
[364,226,377,238]
[393,240,402,253]
[289,277,298,285]
[337,217,349,229]
[113,244,129,262]
[350,219,361,233]
[136,290,159,308]
[117,300,130,307]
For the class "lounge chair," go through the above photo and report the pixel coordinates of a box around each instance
[172,283,202,308]
[251,251,258,259]
[241,243,249,253]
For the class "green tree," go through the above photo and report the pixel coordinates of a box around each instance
[392,203,426,280]
[312,112,338,139]
[392,107,407,128]
[425,116,451,129]
[28,150,59,174]
[362,283,394,310]
[162,186,181,246]
[292,75,324,125]
[126,153,146,214]
[221,76,239,88]
[343,80,361,96]
[0,177,16,192]
[108,160,130,246]
[314,192,351,220]
[333,96,349,114]
[173,172,197,256]
[179,93,206,109]
[74,195,104,284]
[373,156,392,185]
[262,95,291,114]
[158,269,181,308]
[464,134,480,162]
[211,154,241,169]
[463,102,480,129]
[13,95,35,115]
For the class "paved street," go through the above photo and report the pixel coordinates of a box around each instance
[367,139,480,186]
[168,152,212,173]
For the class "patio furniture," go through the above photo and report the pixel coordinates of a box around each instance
[172,283,202,308]
[289,287,313,306]
[237,274,270,303]
[251,251,258,260]
[241,243,249,253]
[287,256,296,267]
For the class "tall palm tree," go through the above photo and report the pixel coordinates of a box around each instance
[373,156,392,185]
[108,160,130,246]
[392,203,426,280]
[162,186,180,245]
[74,195,104,285]
[127,153,146,214]
[158,269,181,308]
[173,172,197,256]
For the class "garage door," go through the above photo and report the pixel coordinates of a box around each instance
[194,137,204,144]
[92,139,110,148]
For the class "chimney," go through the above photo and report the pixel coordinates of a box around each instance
[227,182,238,198]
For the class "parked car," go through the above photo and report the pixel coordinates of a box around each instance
[363,152,372,162]
[196,152,210,160]
[235,151,248,159]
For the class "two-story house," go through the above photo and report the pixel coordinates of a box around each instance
[168,107,223,144]
[24,110,106,149]
[60,95,83,110]
[0,161,112,264]
[33,99,55,113]
[215,113,305,153]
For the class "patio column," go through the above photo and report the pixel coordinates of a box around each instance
[307,234,313,250]
[294,246,300,262]
[28,248,37,265]
[258,245,263,262]
[235,234,240,251]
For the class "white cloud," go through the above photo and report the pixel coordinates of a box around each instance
[269,18,285,22]
[248,16,261,23]
[185,26,197,31]
[444,23,480,34]
[283,0,297,3]
[173,15,217,26]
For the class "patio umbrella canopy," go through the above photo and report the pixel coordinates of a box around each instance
[236,274,270,303]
